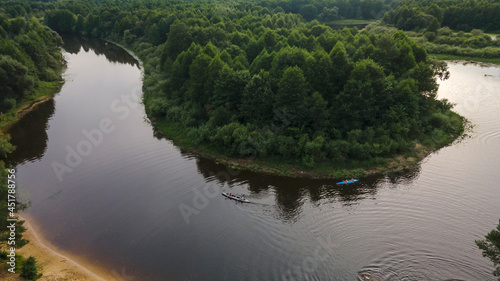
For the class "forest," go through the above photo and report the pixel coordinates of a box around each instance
[2,0,462,171]
[0,13,63,117]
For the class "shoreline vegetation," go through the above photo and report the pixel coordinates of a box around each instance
[429,53,500,64]
[0,81,63,133]
[152,113,464,179]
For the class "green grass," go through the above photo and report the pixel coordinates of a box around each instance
[485,33,498,40]
[430,53,500,64]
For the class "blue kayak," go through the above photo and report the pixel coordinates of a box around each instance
[336,179,359,185]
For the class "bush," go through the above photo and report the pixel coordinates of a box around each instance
[2,98,17,111]
[147,98,168,117]
[471,29,484,36]
[20,256,42,280]
[302,136,325,168]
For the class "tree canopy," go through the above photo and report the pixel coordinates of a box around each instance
[0,0,470,171]
[7,0,463,168]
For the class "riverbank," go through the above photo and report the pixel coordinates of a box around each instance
[430,53,500,64]
[0,214,121,281]
[152,111,465,179]
[0,80,64,133]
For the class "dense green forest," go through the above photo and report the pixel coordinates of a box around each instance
[11,0,461,172]
[0,13,63,119]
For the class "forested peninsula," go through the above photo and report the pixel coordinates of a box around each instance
[0,0,472,178]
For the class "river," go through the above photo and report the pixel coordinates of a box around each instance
[7,37,500,280]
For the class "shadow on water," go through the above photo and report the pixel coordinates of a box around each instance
[5,34,140,166]
[61,34,140,67]
[5,99,55,166]
[189,152,421,221]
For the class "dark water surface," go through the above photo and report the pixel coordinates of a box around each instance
[8,38,500,280]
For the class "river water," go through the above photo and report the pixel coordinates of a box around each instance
[8,37,500,280]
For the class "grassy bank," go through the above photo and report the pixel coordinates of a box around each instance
[430,53,500,64]
[152,111,464,179]
[0,79,64,132]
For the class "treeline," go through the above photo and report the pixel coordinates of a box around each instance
[1,0,391,24]
[0,13,63,114]
[382,0,500,32]
[411,27,500,59]
[380,0,500,59]
[33,0,463,168]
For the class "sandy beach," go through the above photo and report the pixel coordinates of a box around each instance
[1,214,123,281]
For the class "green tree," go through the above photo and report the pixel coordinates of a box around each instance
[0,55,34,101]
[45,9,76,32]
[211,66,250,111]
[0,134,15,158]
[329,42,351,99]
[276,66,309,126]
[476,220,500,280]
[74,14,84,34]
[300,4,319,21]
[338,59,386,130]
[163,21,193,61]
[427,18,440,33]
[20,256,42,280]
[240,70,274,125]
[187,53,212,106]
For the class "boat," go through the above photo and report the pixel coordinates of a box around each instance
[222,192,250,203]
[336,179,359,185]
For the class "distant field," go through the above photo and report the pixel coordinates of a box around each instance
[323,19,377,25]
[485,33,498,40]
[430,53,500,64]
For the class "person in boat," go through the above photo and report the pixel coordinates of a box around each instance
[344,180,348,183]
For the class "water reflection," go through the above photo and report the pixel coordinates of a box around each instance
[61,34,140,67]
[6,99,55,166]
[191,153,421,221]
